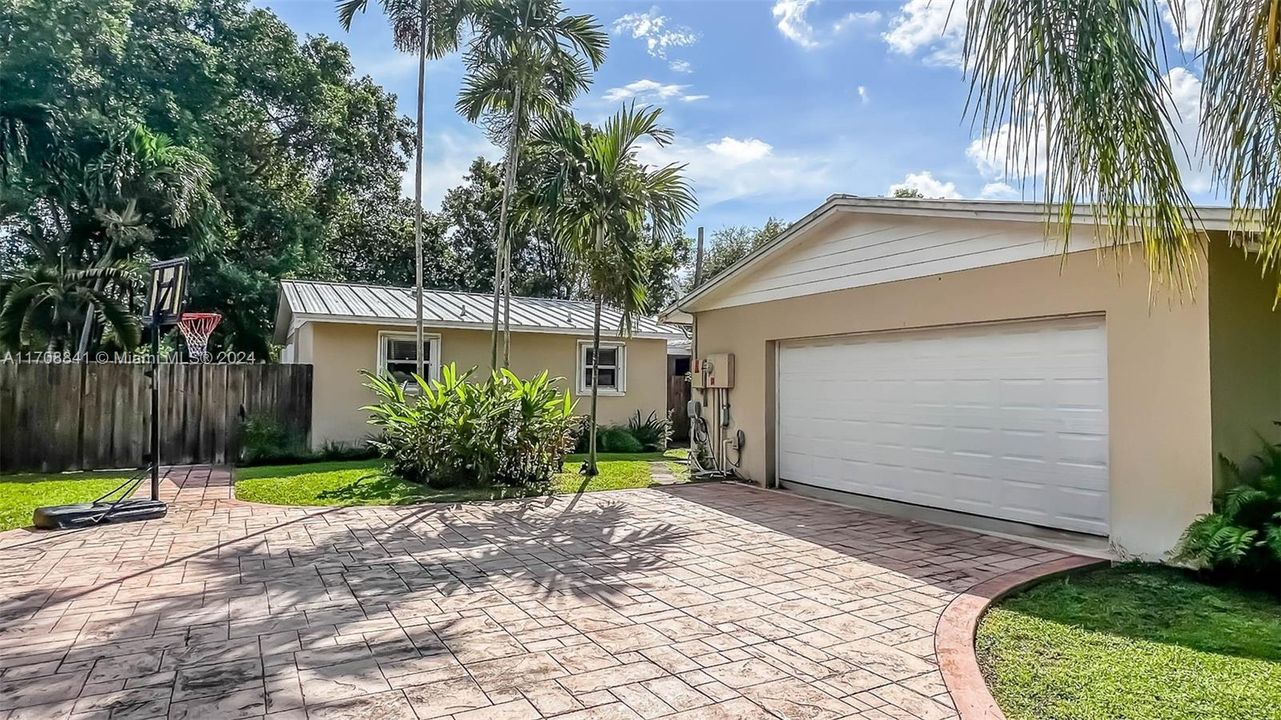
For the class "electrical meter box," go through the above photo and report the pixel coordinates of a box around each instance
[693,353,734,389]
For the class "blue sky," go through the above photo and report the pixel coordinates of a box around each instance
[257,0,1212,233]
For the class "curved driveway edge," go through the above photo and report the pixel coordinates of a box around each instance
[935,555,1109,719]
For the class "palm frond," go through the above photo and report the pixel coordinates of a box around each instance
[964,0,1200,289]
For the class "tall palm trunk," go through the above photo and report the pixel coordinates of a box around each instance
[584,293,602,476]
[413,9,428,378]
[491,82,522,370]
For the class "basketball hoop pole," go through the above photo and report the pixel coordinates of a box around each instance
[30,258,182,530]
[150,305,161,501]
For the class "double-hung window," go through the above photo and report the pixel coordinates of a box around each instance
[377,331,441,386]
[577,340,625,395]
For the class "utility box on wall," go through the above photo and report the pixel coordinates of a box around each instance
[692,353,734,389]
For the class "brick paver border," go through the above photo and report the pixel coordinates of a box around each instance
[934,555,1108,719]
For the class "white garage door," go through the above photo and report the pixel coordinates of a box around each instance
[777,316,1110,535]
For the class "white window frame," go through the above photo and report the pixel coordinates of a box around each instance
[576,339,626,396]
[377,330,442,388]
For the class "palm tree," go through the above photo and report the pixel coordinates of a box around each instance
[527,105,696,475]
[0,231,141,353]
[960,0,1281,287]
[458,0,607,369]
[337,0,471,377]
[75,126,217,355]
[0,124,216,354]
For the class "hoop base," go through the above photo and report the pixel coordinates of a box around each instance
[33,499,168,530]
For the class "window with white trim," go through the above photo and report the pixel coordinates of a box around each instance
[377,331,441,385]
[577,340,626,395]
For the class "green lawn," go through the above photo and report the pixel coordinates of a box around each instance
[234,450,688,506]
[0,471,134,531]
[977,564,1281,720]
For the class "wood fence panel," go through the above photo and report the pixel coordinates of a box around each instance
[0,363,312,473]
[81,363,146,470]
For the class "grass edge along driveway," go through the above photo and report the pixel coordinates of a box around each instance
[0,471,134,532]
[234,450,688,507]
[977,563,1281,720]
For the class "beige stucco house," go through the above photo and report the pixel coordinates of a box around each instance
[667,196,1280,560]
[274,280,682,448]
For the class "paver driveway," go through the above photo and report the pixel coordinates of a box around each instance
[0,467,1072,720]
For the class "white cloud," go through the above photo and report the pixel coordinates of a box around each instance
[966,118,1049,180]
[1159,0,1205,52]
[773,0,881,49]
[612,6,698,59]
[773,0,822,49]
[638,135,834,205]
[835,10,884,33]
[979,181,1020,200]
[669,59,693,73]
[856,85,869,104]
[401,131,500,209]
[964,68,1210,194]
[602,79,706,103]
[706,137,773,163]
[1164,66,1211,192]
[884,0,965,67]
[888,171,963,198]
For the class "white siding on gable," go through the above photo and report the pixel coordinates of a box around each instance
[702,213,1097,310]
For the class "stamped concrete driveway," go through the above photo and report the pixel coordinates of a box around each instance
[0,467,1071,720]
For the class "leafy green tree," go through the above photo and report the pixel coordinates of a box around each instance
[1,0,415,355]
[337,0,470,377]
[960,0,1281,288]
[0,122,217,354]
[528,105,696,475]
[688,217,788,291]
[640,229,693,311]
[437,156,581,298]
[458,0,608,368]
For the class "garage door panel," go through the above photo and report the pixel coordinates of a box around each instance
[778,316,1110,535]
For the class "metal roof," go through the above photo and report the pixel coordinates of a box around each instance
[275,280,684,341]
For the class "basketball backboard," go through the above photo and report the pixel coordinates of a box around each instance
[144,257,189,326]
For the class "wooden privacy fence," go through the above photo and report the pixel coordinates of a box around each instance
[0,363,313,473]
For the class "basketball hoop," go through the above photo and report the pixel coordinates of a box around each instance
[177,312,221,362]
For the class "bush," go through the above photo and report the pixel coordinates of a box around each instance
[573,422,649,453]
[598,426,644,453]
[239,414,310,465]
[628,410,673,451]
[363,364,577,488]
[1176,437,1281,594]
[317,440,379,462]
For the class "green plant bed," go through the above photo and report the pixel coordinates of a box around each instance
[0,471,133,531]
[235,451,687,507]
[977,564,1281,720]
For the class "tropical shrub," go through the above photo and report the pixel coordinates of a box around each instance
[573,422,653,453]
[597,426,644,453]
[1176,437,1281,594]
[238,414,310,465]
[363,364,576,488]
[317,440,380,462]
[628,410,673,451]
